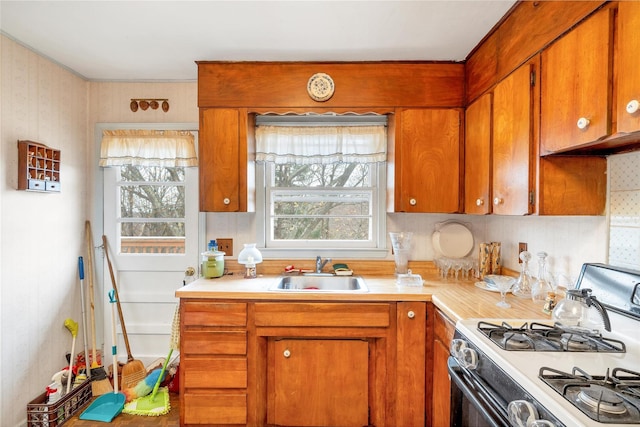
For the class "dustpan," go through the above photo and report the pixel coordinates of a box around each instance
[123,305,179,416]
[80,289,125,422]
[79,392,125,422]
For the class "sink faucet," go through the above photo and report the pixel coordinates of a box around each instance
[316,256,332,274]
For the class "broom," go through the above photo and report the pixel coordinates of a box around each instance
[122,304,179,416]
[102,235,147,390]
[86,221,112,396]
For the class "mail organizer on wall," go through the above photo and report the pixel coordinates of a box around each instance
[17,140,61,192]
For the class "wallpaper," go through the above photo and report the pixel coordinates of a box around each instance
[608,151,640,270]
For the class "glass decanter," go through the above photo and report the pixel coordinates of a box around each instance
[531,251,553,305]
[512,251,533,298]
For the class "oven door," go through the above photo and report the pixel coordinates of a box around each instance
[448,356,510,427]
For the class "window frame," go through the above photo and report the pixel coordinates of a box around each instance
[256,160,388,259]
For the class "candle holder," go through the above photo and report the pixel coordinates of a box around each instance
[237,243,263,279]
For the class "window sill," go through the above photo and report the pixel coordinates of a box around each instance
[259,247,389,260]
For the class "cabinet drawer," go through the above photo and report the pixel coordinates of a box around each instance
[45,181,60,192]
[28,179,46,191]
[183,357,247,388]
[182,331,247,355]
[434,308,455,344]
[184,392,246,425]
[183,301,247,326]
[255,303,390,327]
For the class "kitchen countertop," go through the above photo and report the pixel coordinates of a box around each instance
[176,272,552,323]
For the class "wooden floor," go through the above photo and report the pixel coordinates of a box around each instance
[65,392,180,426]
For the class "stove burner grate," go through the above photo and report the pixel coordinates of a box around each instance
[477,321,626,353]
[539,366,640,424]
[578,385,628,415]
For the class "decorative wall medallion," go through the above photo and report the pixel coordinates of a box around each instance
[307,73,335,102]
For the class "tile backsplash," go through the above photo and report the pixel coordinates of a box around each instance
[608,151,640,270]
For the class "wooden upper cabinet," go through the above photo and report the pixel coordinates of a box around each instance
[465,60,537,216]
[540,7,614,154]
[616,2,640,134]
[394,108,462,213]
[199,108,252,212]
[464,93,492,214]
[492,61,536,215]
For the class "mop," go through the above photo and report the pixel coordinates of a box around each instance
[122,305,179,416]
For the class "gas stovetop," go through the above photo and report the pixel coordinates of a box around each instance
[540,366,640,424]
[454,263,640,426]
[477,320,627,352]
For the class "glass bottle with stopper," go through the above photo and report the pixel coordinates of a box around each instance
[512,251,533,298]
[531,251,554,305]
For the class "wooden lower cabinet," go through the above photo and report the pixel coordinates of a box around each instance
[180,301,248,426]
[270,339,369,426]
[431,307,456,427]
[180,299,428,426]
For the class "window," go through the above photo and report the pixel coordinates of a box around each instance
[255,115,388,257]
[118,165,187,254]
[100,128,199,255]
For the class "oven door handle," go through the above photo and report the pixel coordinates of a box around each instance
[448,356,510,427]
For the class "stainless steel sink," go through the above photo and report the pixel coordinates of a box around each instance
[269,275,369,292]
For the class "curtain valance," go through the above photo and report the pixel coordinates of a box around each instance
[99,129,197,167]
[255,125,387,165]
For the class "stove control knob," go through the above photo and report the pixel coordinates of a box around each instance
[450,339,467,356]
[507,400,539,427]
[458,347,478,370]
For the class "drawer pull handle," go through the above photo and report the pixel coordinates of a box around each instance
[626,100,640,114]
[407,310,415,319]
[283,349,291,358]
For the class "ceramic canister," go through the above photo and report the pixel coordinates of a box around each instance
[201,251,225,278]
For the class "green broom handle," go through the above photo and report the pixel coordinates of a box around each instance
[150,348,173,402]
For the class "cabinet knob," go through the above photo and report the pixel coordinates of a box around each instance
[576,117,590,130]
[409,198,417,206]
[283,349,291,358]
[493,197,503,206]
[407,310,415,319]
[476,198,484,207]
[223,198,231,205]
[626,100,640,114]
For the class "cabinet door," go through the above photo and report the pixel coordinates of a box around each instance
[541,8,613,153]
[396,302,426,427]
[271,339,369,427]
[431,308,455,427]
[396,109,462,213]
[492,62,535,215]
[616,2,640,134]
[199,108,248,212]
[464,93,492,214]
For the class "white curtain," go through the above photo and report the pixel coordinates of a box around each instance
[255,125,387,165]
[99,129,198,167]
